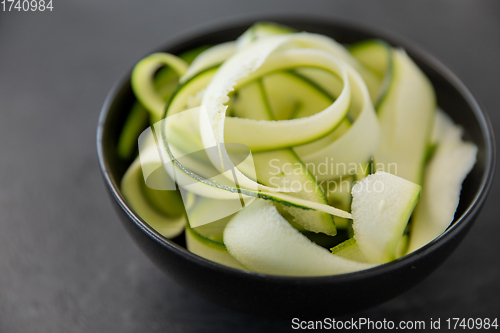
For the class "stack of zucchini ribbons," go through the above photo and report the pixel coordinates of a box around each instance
[118,22,477,276]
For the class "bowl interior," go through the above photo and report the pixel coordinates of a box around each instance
[99,17,493,265]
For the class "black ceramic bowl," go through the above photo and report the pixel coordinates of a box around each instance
[97,17,495,318]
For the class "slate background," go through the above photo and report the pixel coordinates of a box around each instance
[0,1,499,332]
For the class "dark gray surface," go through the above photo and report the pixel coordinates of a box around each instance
[0,1,499,332]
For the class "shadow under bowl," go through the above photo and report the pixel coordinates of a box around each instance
[97,17,495,318]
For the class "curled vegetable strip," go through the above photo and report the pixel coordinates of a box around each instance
[221,48,351,150]
[199,33,380,191]
[199,34,354,196]
[131,53,189,122]
[121,138,186,239]
[224,200,374,276]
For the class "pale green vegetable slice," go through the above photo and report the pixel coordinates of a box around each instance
[397,234,409,258]
[351,171,421,264]
[185,198,246,269]
[215,47,352,151]
[407,111,477,253]
[374,49,436,184]
[330,238,370,263]
[223,200,374,276]
[131,53,189,123]
[186,224,245,269]
[121,157,186,239]
[155,120,352,218]
[119,48,209,160]
[348,39,393,106]
[117,102,149,160]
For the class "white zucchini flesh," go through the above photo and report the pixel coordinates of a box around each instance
[374,49,436,185]
[407,111,478,253]
[351,172,421,264]
[223,200,374,276]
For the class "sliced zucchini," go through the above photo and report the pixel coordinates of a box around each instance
[374,49,436,185]
[131,53,189,123]
[186,224,245,270]
[407,111,477,253]
[117,102,149,160]
[233,78,336,235]
[223,200,374,276]
[348,39,393,107]
[185,198,246,269]
[351,172,421,263]
[330,238,370,263]
[121,157,186,239]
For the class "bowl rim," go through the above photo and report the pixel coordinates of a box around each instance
[97,14,496,283]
